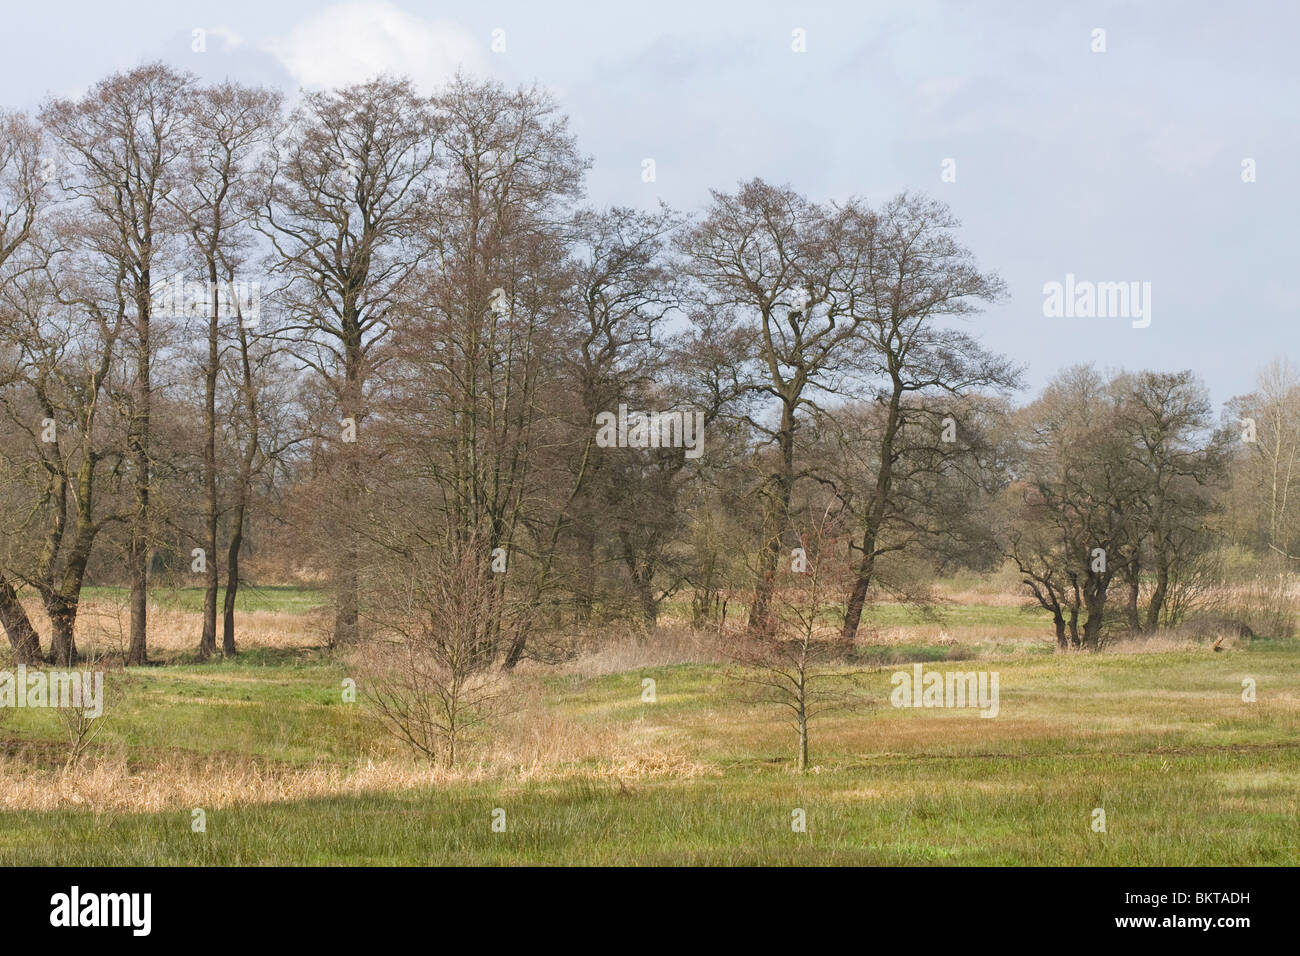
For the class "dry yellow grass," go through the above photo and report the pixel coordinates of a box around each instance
[537,623,725,679]
[0,660,713,812]
[0,744,716,814]
[860,623,1048,646]
[18,597,323,656]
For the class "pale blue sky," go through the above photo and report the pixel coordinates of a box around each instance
[4,0,1295,405]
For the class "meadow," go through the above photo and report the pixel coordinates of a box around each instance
[0,584,1296,865]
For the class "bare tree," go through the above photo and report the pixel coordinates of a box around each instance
[726,508,860,772]
[684,187,1012,640]
[0,109,43,273]
[1225,358,1300,560]
[1009,367,1145,649]
[262,77,440,647]
[681,181,833,634]
[362,535,510,768]
[0,108,48,661]
[560,204,681,624]
[0,266,126,664]
[392,76,586,668]
[171,81,282,658]
[55,651,115,771]
[1120,370,1226,630]
[832,194,1014,643]
[41,63,193,665]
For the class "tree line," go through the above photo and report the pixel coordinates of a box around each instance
[0,64,1289,668]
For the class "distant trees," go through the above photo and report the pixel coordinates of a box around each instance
[681,185,1014,640]
[1224,359,1300,559]
[1005,366,1226,649]
[1122,370,1226,629]
[560,204,683,627]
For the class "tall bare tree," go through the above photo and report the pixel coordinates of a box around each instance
[262,77,439,646]
[42,63,193,665]
[392,76,586,668]
[681,181,841,634]
[172,81,281,658]
[1120,370,1226,630]
[832,194,1014,643]
[0,108,47,660]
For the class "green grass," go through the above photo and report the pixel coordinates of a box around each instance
[2,634,1297,865]
[5,747,1297,865]
[2,748,1295,865]
[1,648,363,765]
[79,584,327,615]
[858,602,1049,628]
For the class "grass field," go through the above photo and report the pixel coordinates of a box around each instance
[0,586,1297,865]
[79,584,329,616]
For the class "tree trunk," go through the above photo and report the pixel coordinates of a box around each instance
[840,381,902,645]
[502,621,530,670]
[796,701,808,773]
[0,574,42,664]
[635,575,658,630]
[748,539,780,635]
[1145,562,1169,632]
[46,494,98,666]
[1082,582,1108,650]
[1053,610,1067,649]
[333,563,360,647]
[222,317,260,659]
[199,267,220,660]
[46,596,78,666]
[619,536,659,631]
[126,283,152,666]
[221,509,245,657]
[574,523,595,624]
[840,547,874,644]
[127,535,148,664]
[1124,573,1140,631]
[332,330,363,646]
[749,398,796,635]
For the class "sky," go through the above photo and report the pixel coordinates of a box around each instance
[2,0,1295,407]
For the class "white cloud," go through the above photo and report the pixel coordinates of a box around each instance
[268,0,483,92]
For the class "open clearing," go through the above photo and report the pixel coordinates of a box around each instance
[1,586,1296,865]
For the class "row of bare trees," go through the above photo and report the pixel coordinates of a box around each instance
[0,66,292,664]
[0,63,1288,675]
